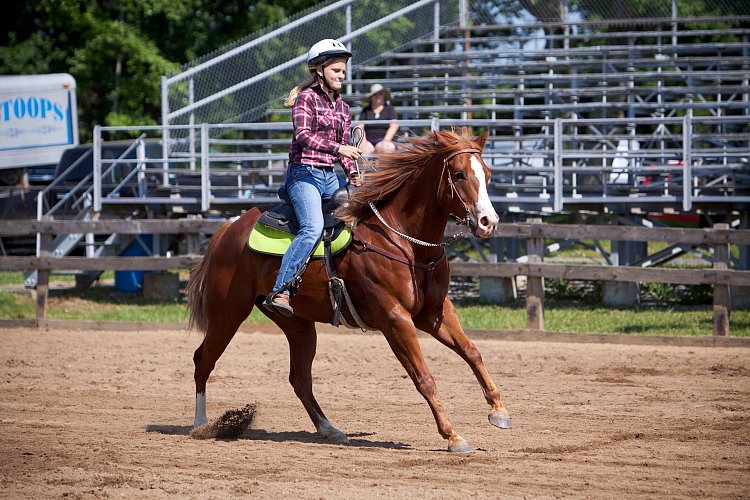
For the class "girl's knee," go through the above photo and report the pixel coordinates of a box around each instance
[298,219,324,238]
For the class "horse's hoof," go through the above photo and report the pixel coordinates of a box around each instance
[488,412,513,429]
[326,430,350,445]
[318,421,350,444]
[448,437,474,453]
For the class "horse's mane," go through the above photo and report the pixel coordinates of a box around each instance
[337,127,481,224]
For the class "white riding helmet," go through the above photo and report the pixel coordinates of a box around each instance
[307,39,352,67]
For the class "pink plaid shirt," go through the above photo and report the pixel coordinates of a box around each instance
[288,83,355,176]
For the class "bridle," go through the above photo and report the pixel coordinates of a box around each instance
[367,148,481,248]
[441,148,481,232]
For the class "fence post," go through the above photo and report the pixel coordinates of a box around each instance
[35,231,52,327]
[526,218,545,331]
[712,223,731,336]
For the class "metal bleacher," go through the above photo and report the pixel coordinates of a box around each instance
[77,1,749,221]
[349,17,750,214]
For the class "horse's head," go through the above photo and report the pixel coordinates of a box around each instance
[438,129,499,239]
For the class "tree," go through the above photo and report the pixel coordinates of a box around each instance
[0,0,319,142]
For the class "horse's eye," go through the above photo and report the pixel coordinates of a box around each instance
[454,171,466,180]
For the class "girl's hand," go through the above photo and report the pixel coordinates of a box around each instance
[349,172,362,187]
[338,144,362,160]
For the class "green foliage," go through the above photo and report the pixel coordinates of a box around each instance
[642,282,678,304]
[0,0,320,142]
[546,278,602,303]
[678,284,713,305]
[641,283,712,306]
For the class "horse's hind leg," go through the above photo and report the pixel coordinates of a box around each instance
[193,311,252,427]
[415,298,512,429]
[275,316,348,444]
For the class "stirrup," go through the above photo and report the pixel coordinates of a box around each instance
[267,293,294,318]
[351,124,366,149]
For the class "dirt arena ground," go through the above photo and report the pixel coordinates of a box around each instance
[0,325,748,499]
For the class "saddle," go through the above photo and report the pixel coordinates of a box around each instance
[248,184,354,257]
[250,183,369,330]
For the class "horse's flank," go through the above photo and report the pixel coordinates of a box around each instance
[337,127,481,224]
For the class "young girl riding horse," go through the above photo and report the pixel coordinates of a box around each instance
[269,39,363,317]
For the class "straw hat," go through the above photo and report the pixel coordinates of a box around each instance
[365,83,391,101]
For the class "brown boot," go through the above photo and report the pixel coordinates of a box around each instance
[269,293,294,318]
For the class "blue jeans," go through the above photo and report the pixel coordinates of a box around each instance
[273,163,345,295]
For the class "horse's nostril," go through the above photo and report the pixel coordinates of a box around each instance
[480,216,489,228]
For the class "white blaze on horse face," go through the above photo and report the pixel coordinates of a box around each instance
[469,155,499,238]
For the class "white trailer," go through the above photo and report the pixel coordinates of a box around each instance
[0,73,79,184]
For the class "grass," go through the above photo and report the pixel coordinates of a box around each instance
[0,292,35,319]
[453,301,749,337]
[0,271,72,286]
[0,288,272,324]
[0,272,747,337]
[1,291,748,338]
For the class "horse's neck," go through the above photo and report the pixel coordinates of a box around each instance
[382,162,449,247]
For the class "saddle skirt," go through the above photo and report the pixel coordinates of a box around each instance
[247,184,355,257]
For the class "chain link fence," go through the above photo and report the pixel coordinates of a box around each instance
[474,0,750,24]
[164,0,459,134]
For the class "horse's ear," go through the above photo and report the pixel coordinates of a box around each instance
[475,129,489,149]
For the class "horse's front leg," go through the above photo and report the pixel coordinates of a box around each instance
[382,315,474,453]
[415,298,512,429]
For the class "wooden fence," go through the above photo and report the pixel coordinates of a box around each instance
[1,218,748,335]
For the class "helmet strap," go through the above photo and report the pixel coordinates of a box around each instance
[317,67,336,93]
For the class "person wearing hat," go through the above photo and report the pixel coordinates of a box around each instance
[358,83,399,154]
[268,39,363,317]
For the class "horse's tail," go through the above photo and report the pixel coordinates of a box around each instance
[186,221,233,334]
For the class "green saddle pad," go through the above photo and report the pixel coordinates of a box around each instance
[248,223,352,257]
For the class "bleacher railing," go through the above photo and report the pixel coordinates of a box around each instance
[90,113,749,215]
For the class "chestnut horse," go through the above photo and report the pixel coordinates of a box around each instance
[187,128,512,452]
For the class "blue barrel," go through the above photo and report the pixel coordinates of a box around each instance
[114,235,153,292]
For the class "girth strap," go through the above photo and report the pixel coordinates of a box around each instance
[323,227,371,331]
